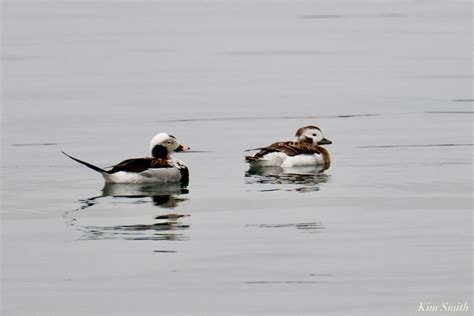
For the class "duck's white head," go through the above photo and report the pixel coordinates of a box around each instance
[295,126,332,145]
[149,133,190,158]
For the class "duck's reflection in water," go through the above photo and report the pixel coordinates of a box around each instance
[101,183,189,209]
[66,183,190,241]
[245,166,331,192]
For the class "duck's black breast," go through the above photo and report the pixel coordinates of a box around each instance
[179,165,189,187]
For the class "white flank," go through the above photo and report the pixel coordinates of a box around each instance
[103,168,182,184]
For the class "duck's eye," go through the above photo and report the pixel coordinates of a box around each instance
[312,133,317,136]
[167,140,172,144]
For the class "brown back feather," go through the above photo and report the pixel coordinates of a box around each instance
[254,141,324,158]
[108,158,172,174]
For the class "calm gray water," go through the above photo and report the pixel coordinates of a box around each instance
[1,0,472,315]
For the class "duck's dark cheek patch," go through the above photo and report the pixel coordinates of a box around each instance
[152,145,168,159]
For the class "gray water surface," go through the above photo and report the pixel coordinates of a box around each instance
[1,0,472,315]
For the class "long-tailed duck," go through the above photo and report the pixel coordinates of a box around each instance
[245,126,332,169]
[63,133,190,185]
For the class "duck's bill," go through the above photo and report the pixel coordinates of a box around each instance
[176,144,191,152]
[318,138,332,145]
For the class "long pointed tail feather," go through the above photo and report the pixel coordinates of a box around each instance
[62,151,108,174]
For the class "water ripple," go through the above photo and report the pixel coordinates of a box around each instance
[156,114,379,123]
[246,222,324,232]
[358,143,474,149]
[245,281,327,284]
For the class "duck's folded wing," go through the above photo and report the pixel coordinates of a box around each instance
[253,141,322,158]
[108,158,171,173]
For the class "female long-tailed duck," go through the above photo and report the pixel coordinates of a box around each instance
[63,133,190,185]
[245,126,332,169]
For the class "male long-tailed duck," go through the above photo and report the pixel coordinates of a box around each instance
[63,133,190,185]
[245,126,332,169]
